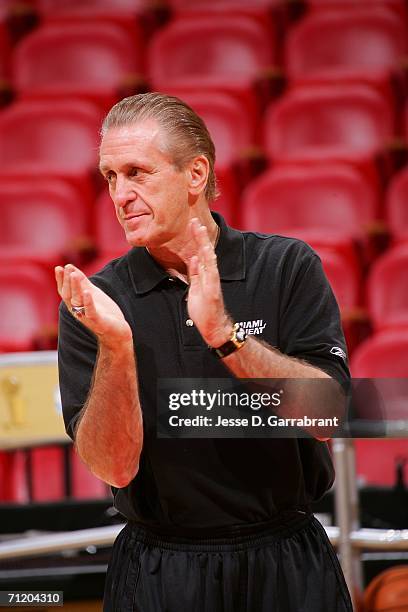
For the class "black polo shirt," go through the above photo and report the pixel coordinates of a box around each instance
[58,213,349,528]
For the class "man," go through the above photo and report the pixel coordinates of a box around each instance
[56,93,353,611]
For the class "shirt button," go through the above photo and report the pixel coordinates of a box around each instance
[185,319,194,327]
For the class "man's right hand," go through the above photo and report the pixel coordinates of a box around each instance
[55,264,132,349]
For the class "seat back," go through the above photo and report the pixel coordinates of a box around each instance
[387,166,408,243]
[241,163,377,237]
[0,178,88,257]
[351,329,408,377]
[31,446,65,501]
[148,16,274,87]
[0,260,57,351]
[0,100,101,172]
[308,0,407,19]
[367,244,408,331]
[264,85,394,162]
[13,22,142,96]
[37,0,147,13]
[0,450,29,502]
[286,9,407,80]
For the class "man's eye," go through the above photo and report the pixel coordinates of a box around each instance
[105,173,115,183]
[129,168,139,177]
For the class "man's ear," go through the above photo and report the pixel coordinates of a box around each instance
[187,155,210,196]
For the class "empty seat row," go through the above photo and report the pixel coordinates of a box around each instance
[0,85,405,189]
[0,445,109,503]
[351,328,408,377]
[0,6,12,81]
[285,7,408,105]
[14,22,144,109]
[240,162,379,273]
[306,0,407,17]
[1,240,408,352]
[0,259,58,352]
[2,157,408,269]
[1,8,405,111]
[0,87,403,241]
[350,330,408,447]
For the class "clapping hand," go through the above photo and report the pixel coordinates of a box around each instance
[186,218,232,348]
[55,264,132,349]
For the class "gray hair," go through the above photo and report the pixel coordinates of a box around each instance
[101,92,219,202]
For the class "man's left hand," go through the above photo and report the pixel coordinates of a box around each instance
[186,218,232,347]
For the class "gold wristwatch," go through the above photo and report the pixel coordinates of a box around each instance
[210,323,247,359]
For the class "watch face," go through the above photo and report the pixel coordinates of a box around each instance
[236,328,247,342]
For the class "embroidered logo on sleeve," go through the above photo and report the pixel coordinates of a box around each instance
[330,346,347,361]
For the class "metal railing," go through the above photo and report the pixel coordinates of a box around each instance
[0,523,407,561]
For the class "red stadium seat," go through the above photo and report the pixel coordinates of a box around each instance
[31,446,65,502]
[264,85,394,169]
[0,99,101,172]
[307,0,407,20]
[0,7,11,81]
[148,16,276,115]
[36,0,149,10]
[10,444,109,502]
[0,259,58,352]
[13,22,144,108]
[386,165,408,244]
[350,330,408,425]
[0,450,29,503]
[35,0,155,42]
[367,244,408,331]
[0,177,89,264]
[166,0,284,42]
[351,329,408,377]
[0,99,103,201]
[285,9,407,103]
[168,0,280,7]
[405,100,408,139]
[240,163,378,270]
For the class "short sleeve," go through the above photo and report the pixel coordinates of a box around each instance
[278,242,350,387]
[58,302,98,441]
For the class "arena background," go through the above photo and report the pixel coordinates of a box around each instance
[0,0,407,610]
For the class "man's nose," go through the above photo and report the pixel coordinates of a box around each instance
[112,176,136,209]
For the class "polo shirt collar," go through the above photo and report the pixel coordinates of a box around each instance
[214,212,246,281]
[127,212,246,295]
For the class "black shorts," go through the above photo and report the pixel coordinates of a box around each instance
[103,512,353,612]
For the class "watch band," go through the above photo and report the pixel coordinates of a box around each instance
[210,323,247,359]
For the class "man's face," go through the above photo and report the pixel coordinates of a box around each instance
[99,120,191,247]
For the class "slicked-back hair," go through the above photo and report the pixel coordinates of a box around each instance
[101,92,219,202]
